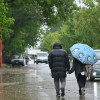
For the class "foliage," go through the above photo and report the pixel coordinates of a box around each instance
[40,32,61,52]
[0,0,14,40]
[73,4,100,48]
[3,0,76,54]
[3,0,41,54]
[59,23,76,52]
[40,0,100,53]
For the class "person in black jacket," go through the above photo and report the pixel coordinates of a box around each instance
[48,42,70,99]
[69,58,87,96]
[25,56,29,65]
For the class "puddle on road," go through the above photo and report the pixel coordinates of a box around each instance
[1,66,100,100]
[0,69,38,100]
[0,68,52,100]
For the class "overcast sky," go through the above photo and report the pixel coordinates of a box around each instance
[75,0,85,7]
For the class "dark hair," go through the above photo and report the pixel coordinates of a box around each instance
[53,42,62,49]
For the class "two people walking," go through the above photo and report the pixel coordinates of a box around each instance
[48,42,90,99]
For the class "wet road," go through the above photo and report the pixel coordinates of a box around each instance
[0,60,100,100]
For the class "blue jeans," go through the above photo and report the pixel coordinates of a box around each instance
[54,78,66,96]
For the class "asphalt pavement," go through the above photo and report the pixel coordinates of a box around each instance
[0,60,100,100]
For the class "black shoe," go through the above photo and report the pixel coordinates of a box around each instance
[79,88,85,96]
[61,93,65,98]
[56,95,60,100]
[61,88,65,97]
[56,94,60,98]
[61,96,65,99]
[81,88,85,96]
[61,94,65,100]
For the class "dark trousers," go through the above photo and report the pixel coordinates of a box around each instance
[77,73,86,89]
[54,78,66,95]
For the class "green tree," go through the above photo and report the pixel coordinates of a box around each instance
[73,4,100,48]
[40,32,61,52]
[4,0,76,54]
[59,23,75,52]
[40,0,100,53]
[0,0,14,40]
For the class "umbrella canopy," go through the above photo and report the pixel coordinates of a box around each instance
[70,43,97,64]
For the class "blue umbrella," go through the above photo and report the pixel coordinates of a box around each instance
[70,43,97,64]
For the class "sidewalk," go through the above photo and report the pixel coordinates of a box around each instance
[0,64,100,100]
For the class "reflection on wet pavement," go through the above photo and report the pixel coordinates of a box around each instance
[79,96,85,100]
[61,98,65,100]
[0,73,4,100]
[0,67,38,100]
[93,82,97,99]
[56,97,65,100]
[0,64,100,100]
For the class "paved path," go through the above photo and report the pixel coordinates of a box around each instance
[0,63,100,100]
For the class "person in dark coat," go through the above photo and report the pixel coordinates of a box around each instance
[69,57,87,96]
[48,42,70,98]
[25,56,29,65]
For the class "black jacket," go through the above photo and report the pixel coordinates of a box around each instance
[69,58,86,78]
[48,43,70,78]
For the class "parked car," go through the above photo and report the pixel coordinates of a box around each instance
[89,50,100,81]
[11,55,25,66]
[35,52,48,64]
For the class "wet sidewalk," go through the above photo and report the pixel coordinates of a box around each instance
[0,65,75,100]
[0,64,100,100]
[0,65,39,100]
